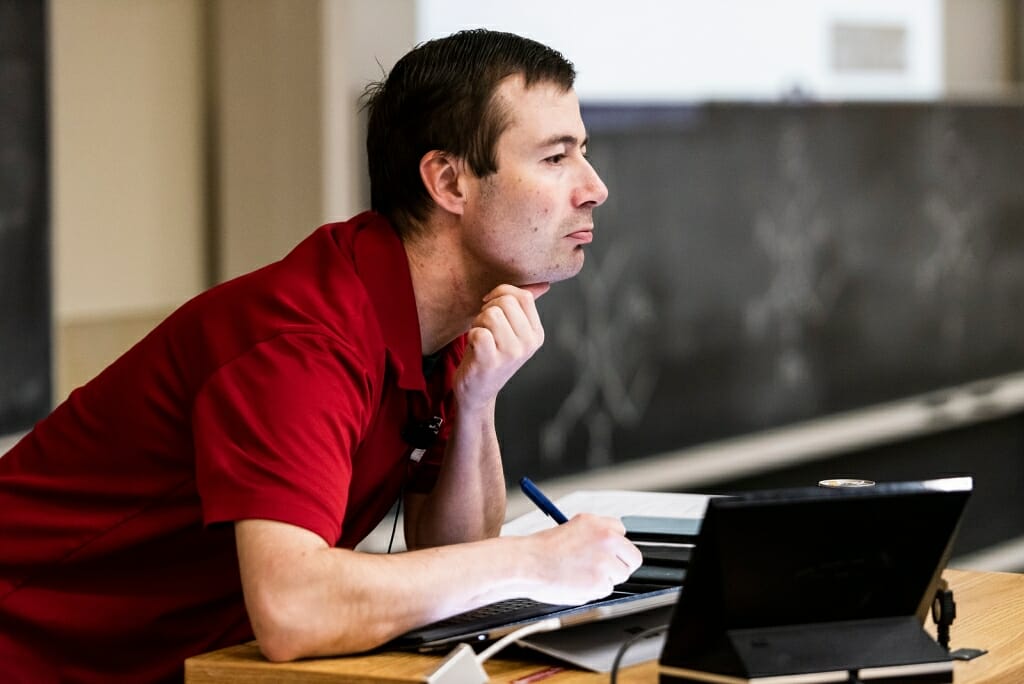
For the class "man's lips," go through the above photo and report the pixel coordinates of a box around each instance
[566,229,594,244]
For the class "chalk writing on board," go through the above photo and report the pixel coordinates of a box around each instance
[540,244,659,468]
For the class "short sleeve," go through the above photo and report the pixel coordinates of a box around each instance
[192,333,375,545]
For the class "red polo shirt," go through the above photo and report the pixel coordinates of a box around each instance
[0,211,464,683]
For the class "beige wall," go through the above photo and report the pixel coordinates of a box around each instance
[212,0,415,279]
[49,0,206,396]
[944,0,1017,96]
[211,0,325,279]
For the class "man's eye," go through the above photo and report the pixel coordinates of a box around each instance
[545,154,566,164]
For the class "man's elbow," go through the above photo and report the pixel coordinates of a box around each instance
[246,587,322,662]
[257,636,303,664]
[250,605,308,663]
[255,625,389,664]
[248,593,390,662]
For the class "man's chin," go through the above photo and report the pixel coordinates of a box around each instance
[533,267,582,286]
[514,253,587,288]
[550,252,588,282]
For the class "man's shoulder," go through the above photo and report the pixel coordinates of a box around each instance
[315,210,399,252]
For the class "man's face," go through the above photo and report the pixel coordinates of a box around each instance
[459,75,609,288]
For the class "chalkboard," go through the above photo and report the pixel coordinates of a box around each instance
[496,102,1024,482]
[0,0,50,434]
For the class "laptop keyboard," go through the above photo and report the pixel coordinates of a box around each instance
[425,597,564,629]
[419,578,681,633]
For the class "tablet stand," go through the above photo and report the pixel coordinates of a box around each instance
[660,606,954,683]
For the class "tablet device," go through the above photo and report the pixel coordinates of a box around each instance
[659,476,973,683]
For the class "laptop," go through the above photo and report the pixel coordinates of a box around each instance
[659,476,973,683]
[389,574,682,652]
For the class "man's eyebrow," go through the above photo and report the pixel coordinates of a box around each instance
[539,134,589,149]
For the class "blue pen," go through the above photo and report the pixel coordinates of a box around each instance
[519,476,569,524]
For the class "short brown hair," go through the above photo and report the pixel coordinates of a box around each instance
[362,29,576,236]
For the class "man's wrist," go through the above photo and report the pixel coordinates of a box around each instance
[452,395,497,423]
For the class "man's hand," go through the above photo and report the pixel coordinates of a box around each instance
[454,283,551,412]
[520,514,643,606]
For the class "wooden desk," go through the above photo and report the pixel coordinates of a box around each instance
[186,569,1024,683]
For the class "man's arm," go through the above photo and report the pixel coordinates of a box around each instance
[237,513,641,661]
[403,283,550,548]
[235,283,643,662]
[402,399,505,547]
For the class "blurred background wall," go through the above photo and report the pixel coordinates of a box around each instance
[24,0,1020,401]
[2,0,1024,564]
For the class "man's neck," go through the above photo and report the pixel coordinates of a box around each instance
[402,224,484,356]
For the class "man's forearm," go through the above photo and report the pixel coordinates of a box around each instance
[238,512,641,662]
[238,520,538,661]
[405,399,507,548]
[404,283,547,548]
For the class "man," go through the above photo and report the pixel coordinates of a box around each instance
[0,29,640,683]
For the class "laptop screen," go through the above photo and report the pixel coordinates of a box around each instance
[660,476,972,670]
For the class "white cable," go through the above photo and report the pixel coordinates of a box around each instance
[424,617,563,684]
[476,617,563,663]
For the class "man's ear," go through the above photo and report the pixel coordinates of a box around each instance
[419,150,467,216]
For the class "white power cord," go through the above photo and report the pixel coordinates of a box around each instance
[424,617,563,683]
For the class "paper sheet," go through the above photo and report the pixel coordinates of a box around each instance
[502,490,710,537]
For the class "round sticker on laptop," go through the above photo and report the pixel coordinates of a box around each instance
[818,478,876,488]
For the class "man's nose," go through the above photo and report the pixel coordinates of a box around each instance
[575,159,609,208]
